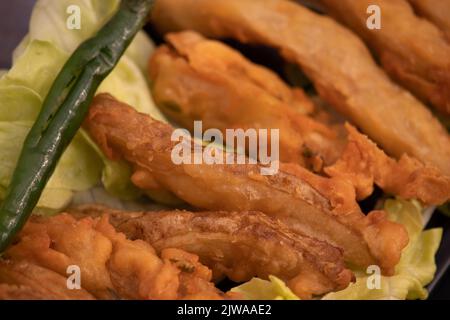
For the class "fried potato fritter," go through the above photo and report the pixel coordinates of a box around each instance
[152,0,450,176]
[0,260,95,300]
[326,124,450,205]
[319,0,450,116]
[69,205,354,299]
[5,214,114,299]
[3,213,227,300]
[149,31,450,205]
[149,31,342,168]
[84,94,409,275]
[408,0,450,41]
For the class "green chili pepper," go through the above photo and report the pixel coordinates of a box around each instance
[0,0,155,252]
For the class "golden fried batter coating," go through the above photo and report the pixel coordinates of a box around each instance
[69,205,354,299]
[408,0,450,41]
[319,0,450,116]
[152,0,450,176]
[3,213,226,300]
[325,124,450,205]
[0,260,95,300]
[149,31,449,203]
[149,31,342,168]
[93,215,181,299]
[84,94,408,275]
[161,248,230,300]
[5,214,114,299]
[155,31,314,115]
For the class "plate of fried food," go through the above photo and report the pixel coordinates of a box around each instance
[0,0,449,301]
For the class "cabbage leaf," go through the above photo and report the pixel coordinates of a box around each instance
[231,276,299,300]
[323,199,442,300]
[231,199,442,300]
[0,0,168,210]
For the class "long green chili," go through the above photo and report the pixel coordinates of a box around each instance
[0,0,155,252]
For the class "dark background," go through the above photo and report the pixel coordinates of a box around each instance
[0,0,449,300]
[0,0,34,67]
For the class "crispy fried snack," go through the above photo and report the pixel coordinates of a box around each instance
[149,31,342,169]
[69,205,354,299]
[319,0,450,115]
[84,94,408,275]
[154,32,314,115]
[152,0,450,176]
[408,0,450,41]
[5,214,115,299]
[150,31,449,205]
[0,260,95,300]
[95,215,226,300]
[4,213,227,300]
[326,124,450,205]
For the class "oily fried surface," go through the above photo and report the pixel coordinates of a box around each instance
[0,260,95,300]
[150,31,449,203]
[69,205,354,299]
[149,31,343,169]
[154,31,314,115]
[319,0,450,116]
[95,216,227,300]
[3,213,227,300]
[5,214,115,299]
[0,284,75,300]
[152,0,450,176]
[325,124,450,205]
[408,0,450,41]
[84,94,409,275]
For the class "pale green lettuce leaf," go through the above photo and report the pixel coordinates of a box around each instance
[97,55,166,121]
[123,31,156,76]
[26,0,167,197]
[0,85,42,121]
[0,40,104,210]
[34,188,74,214]
[81,131,141,200]
[10,1,161,119]
[0,40,67,97]
[323,199,442,300]
[49,133,103,191]
[101,159,141,200]
[28,0,119,54]
[0,121,102,191]
[234,199,442,300]
[0,0,169,209]
[0,122,32,190]
[231,276,299,300]
[11,35,30,63]
[0,121,102,209]
[22,0,154,76]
